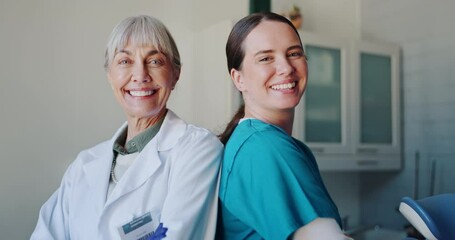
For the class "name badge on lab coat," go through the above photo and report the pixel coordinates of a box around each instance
[118,212,155,240]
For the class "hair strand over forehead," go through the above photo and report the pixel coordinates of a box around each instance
[104,15,181,72]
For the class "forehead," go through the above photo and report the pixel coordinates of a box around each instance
[117,42,159,53]
[243,20,301,54]
[113,29,164,54]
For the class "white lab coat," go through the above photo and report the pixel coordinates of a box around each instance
[31,110,223,240]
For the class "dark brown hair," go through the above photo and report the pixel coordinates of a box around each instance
[218,12,302,144]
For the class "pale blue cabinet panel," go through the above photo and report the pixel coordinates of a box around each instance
[293,32,352,156]
[305,45,342,143]
[360,53,392,144]
[355,41,401,158]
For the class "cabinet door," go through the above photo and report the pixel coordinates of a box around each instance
[294,32,351,154]
[354,42,401,155]
[195,20,239,131]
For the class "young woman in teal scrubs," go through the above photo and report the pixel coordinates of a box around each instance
[217,12,349,240]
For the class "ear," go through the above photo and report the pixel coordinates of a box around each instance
[106,71,114,90]
[230,68,245,92]
[172,68,181,90]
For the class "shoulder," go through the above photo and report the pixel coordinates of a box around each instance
[70,122,126,169]
[50,138,113,187]
[222,119,319,181]
[235,119,292,143]
[222,120,298,178]
[168,110,223,150]
[157,110,223,163]
[241,120,315,161]
[80,140,111,158]
[62,144,109,180]
[176,124,224,157]
[184,124,222,146]
[225,119,299,159]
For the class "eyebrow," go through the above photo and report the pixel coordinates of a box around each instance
[116,49,160,56]
[288,45,304,52]
[253,45,304,57]
[254,49,273,57]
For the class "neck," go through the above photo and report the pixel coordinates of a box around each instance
[244,106,295,135]
[126,109,167,142]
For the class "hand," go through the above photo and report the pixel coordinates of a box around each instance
[292,218,348,240]
[147,223,168,240]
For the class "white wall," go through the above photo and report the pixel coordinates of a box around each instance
[359,0,455,229]
[272,0,361,39]
[0,0,246,239]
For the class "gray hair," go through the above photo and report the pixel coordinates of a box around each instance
[104,15,181,72]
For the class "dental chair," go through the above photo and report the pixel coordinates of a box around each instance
[399,194,455,240]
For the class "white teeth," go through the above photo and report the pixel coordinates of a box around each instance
[271,82,296,90]
[129,90,154,97]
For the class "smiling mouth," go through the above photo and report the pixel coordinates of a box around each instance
[270,81,296,90]
[128,90,157,97]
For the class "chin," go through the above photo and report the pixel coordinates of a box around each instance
[126,108,162,119]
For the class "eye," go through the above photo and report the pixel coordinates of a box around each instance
[148,58,164,66]
[116,57,131,65]
[288,51,304,58]
[259,56,273,62]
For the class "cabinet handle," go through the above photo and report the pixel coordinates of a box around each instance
[311,147,325,153]
[357,160,379,166]
[357,148,378,154]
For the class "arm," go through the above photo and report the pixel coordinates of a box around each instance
[291,218,352,240]
[159,130,223,240]
[30,163,75,240]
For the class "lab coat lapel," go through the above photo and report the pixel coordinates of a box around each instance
[82,122,127,210]
[105,110,186,206]
[82,142,116,211]
[105,140,161,205]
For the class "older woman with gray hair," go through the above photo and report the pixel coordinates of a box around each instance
[31,15,222,240]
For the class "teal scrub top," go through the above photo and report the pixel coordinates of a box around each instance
[218,119,341,240]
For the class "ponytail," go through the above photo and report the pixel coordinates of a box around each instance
[218,104,245,145]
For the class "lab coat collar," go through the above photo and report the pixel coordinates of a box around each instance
[155,109,187,151]
[111,109,187,152]
[89,109,187,207]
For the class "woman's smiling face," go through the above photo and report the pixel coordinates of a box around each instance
[231,20,308,116]
[107,44,179,120]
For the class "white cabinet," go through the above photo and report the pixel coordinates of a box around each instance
[293,32,401,171]
[353,41,401,156]
[293,32,352,156]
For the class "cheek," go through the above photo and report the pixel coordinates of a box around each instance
[166,76,177,88]
[298,62,309,77]
[155,71,177,88]
[245,67,274,87]
[110,72,129,88]
[255,65,275,77]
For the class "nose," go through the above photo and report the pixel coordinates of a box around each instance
[132,62,151,83]
[277,57,294,76]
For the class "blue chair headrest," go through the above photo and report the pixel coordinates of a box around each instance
[399,194,455,240]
